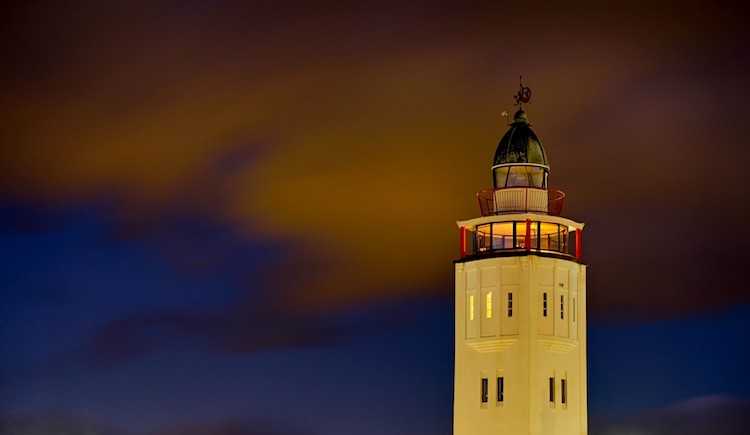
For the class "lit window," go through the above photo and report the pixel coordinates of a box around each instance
[561,379,567,405]
[497,377,504,402]
[549,377,555,403]
[560,295,564,320]
[469,295,475,321]
[481,378,488,403]
[543,293,547,317]
[486,292,492,319]
[507,293,513,317]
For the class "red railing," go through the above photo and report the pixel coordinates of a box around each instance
[477,187,565,217]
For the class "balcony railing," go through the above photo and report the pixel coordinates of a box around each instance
[477,187,565,217]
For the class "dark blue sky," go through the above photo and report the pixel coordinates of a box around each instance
[2,1,750,433]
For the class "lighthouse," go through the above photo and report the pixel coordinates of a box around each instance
[453,89,587,434]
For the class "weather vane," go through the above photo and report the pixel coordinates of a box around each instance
[513,75,532,107]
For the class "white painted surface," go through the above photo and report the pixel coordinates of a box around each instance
[493,188,549,213]
[457,212,584,232]
[454,254,588,434]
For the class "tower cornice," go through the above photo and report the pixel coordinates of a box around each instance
[457,213,584,231]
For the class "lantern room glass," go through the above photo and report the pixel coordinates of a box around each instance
[493,164,548,189]
[472,221,570,255]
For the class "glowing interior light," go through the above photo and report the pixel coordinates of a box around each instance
[469,295,475,321]
[486,292,492,319]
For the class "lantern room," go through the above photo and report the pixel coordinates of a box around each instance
[492,109,549,189]
[456,105,584,262]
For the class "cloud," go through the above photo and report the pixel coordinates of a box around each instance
[2,0,750,336]
[556,40,750,320]
[84,305,340,367]
[0,412,123,435]
[590,395,750,435]
[0,412,317,435]
[83,289,437,367]
[148,416,319,435]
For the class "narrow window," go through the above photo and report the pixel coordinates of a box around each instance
[497,377,504,402]
[481,378,488,403]
[469,295,475,321]
[572,298,576,322]
[543,293,548,317]
[507,292,513,317]
[549,377,555,403]
[560,295,564,320]
[486,292,492,319]
[561,379,567,405]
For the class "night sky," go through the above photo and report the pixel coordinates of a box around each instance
[2,1,750,434]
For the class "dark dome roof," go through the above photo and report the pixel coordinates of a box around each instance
[493,109,548,167]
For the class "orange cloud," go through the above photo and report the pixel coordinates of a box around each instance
[3,0,750,317]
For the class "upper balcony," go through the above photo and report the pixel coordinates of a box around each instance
[477,187,565,217]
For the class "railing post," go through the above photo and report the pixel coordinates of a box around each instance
[460,227,466,258]
[525,219,531,252]
[575,229,582,260]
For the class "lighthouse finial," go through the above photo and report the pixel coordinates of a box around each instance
[513,75,532,108]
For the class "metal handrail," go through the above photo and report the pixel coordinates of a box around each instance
[477,187,565,217]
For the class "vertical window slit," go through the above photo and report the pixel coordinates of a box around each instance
[549,377,555,403]
[481,378,488,403]
[486,292,492,319]
[469,295,474,321]
[497,377,504,402]
[560,295,564,320]
[507,293,513,317]
[572,298,576,322]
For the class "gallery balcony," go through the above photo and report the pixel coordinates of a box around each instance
[458,219,583,261]
[477,187,565,217]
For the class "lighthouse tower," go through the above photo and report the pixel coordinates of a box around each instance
[453,97,587,434]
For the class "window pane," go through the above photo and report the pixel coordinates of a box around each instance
[469,295,474,321]
[549,377,555,403]
[561,295,564,320]
[486,292,492,319]
[507,293,513,317]
[476,225,491,252]
[493,167,510,188]
[506,167,529,187]
[529,166,545,188]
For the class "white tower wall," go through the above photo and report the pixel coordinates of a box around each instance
[454,251,587,434]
